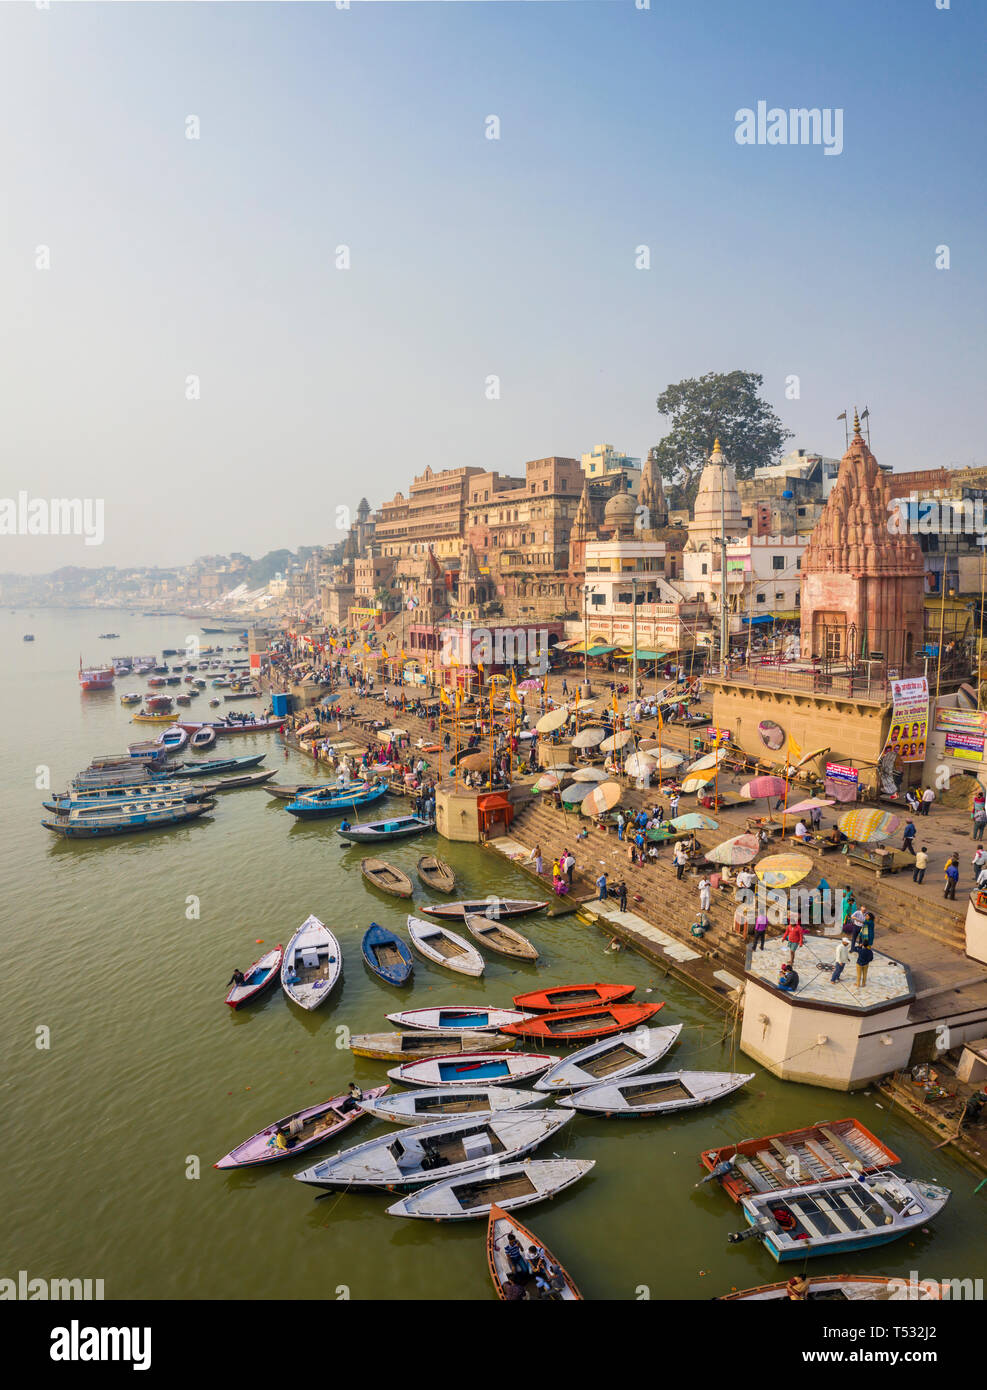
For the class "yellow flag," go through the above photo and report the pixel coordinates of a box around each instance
[363,642,371,653]
[439,687,451,708]
[656,706,663,730]
[400,647,407,661]
[788,733,802,763]
[381,645,389,659]
[455,689,462,711]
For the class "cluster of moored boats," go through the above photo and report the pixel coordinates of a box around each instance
[41,749,275,838]
[216,872,954,1297]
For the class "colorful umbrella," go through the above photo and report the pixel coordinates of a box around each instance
[600,730,634,752]
[741,774,787,821]
[681,775,714,794]
[572,767,607,782]
[533,773,560,791]
[755,853,813,888]
[535,709,568,734]
[706,833,760,866]
[560,783,589,804]
[837,808,901,843]
[785,797,836,816]
[572,727,606,748]
[580,781,622,816]
[671,813,719,832]
[517,679,541,691]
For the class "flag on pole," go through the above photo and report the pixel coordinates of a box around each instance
[836,411,847,421]
[787,733,802,763]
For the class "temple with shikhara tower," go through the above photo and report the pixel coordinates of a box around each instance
[799,411,926,669]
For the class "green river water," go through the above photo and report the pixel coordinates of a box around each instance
[4,607,985,1300]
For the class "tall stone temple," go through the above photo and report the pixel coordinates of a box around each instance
[800,412,926,667]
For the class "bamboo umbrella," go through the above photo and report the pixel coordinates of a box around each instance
[580,781,622,817]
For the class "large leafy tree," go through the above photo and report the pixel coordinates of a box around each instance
[653,371,792,511]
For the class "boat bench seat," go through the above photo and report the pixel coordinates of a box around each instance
[301,950,321,969]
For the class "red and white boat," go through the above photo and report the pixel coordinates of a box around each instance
[225,945,284,1009]
[79,658,115,692]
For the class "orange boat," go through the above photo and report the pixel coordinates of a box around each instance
[501,1001,663,1042]
[699,1118,900,1203]
[512,982,635,1012]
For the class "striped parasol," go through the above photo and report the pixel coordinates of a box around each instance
[580,781,623,816]
[706,833,761,866]
[755,853,813,888]
[837,807,901,843]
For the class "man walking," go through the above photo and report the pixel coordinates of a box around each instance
[673,841,689,881]
[913,845,929,884]
[974,799,987,842]
[830,936,850,983]
[944,855,959,900]
[920,786,935,816]
[617,880,628,912]
[596,872,608,902]
[902,819,917,855]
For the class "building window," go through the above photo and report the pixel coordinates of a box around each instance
[772,556,784,570]
[756,593,766,603]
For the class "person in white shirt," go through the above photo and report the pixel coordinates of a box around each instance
[794,820,811,842]
[977,865,987,890]
[920,787,935,816]
[698,878,711,912]
[973,847,987,872]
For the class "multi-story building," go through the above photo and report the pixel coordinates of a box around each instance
[465,456,584,616]
[375,466,483,563]
[580,443,642,494]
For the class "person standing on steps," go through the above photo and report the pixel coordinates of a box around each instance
[617,880,628,912]
[698,877,711,913]
[913,845,929,884]
[673,840,689,881]
[596,871,608,902]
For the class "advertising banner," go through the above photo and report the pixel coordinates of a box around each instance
[883,676,929,765]
[944,730,985,762]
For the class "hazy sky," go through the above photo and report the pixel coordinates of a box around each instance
[1,0,984,573]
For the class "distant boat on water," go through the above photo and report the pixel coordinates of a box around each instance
[79,657,114,691]
[22,634,35,642]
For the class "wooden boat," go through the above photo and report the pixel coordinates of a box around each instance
[502,1001,664,1043]
[285,783,388,818]
[266,782,327,800]
[213,1085,389,1168]
[358,1086,545,1126]
[464,912,539,961]
[157,726,189,754]
[386,1006,532,1032]
[225,945,284,1008]
[698,1119,901,1203]
[407,916,485,977]
[132,709,178,724]
[350,1031,511,1062]
[361,858,414,898]
[386,1159,595,1221]
[72,765,170,791]
[120,692,142,706]
[417,854,456,893]
[292,1111,571,1191]
[421,899,547,921]
[487,1204,582,1300]
[733,1174,950,1263]
[535,1025,683,1091]
[41,798,215,838]
[280,916,342,1011]
[361,923,414,986]
[176,695,192,706]
[209,698,221,708]
[177,755,265,777]
[512,982,635,1012]
[175,716,285,736]
[207,770,277,791]
[558,1069,754,1116]
[23,633,34,641]
[191,727,216,749]
[718,1275,944,1301]
[336,814,432,843]
[388,1051,557,1088]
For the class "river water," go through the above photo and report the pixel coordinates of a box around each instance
[4,607,984,1300]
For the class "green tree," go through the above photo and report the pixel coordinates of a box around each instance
[653,371,792,511]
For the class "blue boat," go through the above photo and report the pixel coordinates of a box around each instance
[337,814,433,844]
[361,923,414,986]
[284,783,388,819]
[42,797,216,838]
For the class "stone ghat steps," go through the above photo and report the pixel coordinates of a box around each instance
[509,794,967,965]
[508,798,748,971]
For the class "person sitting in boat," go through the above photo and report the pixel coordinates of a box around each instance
[274,1125,295,1151]
[284,964,300,987]
[504,1233,528,1277]
[227,968,246,988]
[786,1274,810,1300]
[339,1082,363,1115]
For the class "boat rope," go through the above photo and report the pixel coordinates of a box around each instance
[316,1177,356,1222]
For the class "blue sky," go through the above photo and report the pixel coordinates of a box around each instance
[1,0,984,571]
